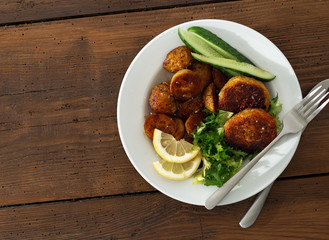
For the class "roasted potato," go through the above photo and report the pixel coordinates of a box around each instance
[149,82,177,115]
[189,60,212,90]
[185,111,204,137]
[144,113,176,139]
[224,108,277,153]
[178,97,204,120]
[212,67,228,90]
[163,46,193,73]
[218,76,270,113]
[172,118,185,140]
[170,69,203,101]
[202,83,218,112]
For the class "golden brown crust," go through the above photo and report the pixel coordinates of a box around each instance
[218,76,270,113]
[170,69,203,101]
[163,46,193,73]
[178,97,204,120]
[172,118,185,140]
[202,83,218,112]
[212,67,228,90]
[224,108,277,153]
[149,82,177,115]
[185,111,204,137]
[144,113,176,140]
[189,60,212,90]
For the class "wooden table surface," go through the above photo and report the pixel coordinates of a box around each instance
[0,0,328,239]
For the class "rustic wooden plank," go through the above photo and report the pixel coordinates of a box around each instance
[0,9,159,206]
[281,114,329,178]
[202,176,329,239]
[0,0,213,25]
[0,175,328,239]
[0,0,329,206]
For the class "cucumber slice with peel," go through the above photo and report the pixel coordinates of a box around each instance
[191,53,275,81]
[188,26,254,65]
[178,28,239,78]
[178,27,223,58]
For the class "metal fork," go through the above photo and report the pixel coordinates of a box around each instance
[205,84,329,210]
[239,79,329,228]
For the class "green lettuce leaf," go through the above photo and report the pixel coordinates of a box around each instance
[192,110,249,187]
[268,95,283,132]
[193,95,283,188]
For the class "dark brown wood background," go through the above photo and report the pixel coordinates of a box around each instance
[0,0,328,239]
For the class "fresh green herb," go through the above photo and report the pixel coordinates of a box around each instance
[268,95,283,132]
[192,110,249,187]
[192,96,282,188]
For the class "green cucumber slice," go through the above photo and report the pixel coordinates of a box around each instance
[191,53,275,81]
[178,27,223,58]
[188,26,254,65]
[178,28,239,78]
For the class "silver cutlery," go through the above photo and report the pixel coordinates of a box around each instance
[238,79,329,228]
[239,182,273,228]
[205,80,329,210]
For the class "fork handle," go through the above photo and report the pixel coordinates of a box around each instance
[239,182,273,228]
[205,130,286,210]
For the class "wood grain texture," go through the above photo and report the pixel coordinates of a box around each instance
[0,175,328,239]
[0,0,328,206]
[0,0,213,25]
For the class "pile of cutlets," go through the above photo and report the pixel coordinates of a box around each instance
[220,76,277,153]
[144,45,277,154]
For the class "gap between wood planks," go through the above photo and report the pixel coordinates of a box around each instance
[0,172,328,209]
[0,190,158,209]
[0,0,239,27]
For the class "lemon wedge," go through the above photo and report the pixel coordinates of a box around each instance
[153,153,202,180]
[153,129,200,163]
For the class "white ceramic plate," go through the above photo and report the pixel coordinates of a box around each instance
[117,19,302,206]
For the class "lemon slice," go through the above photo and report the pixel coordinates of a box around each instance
[153,153,202,180]
[153,129,200,163]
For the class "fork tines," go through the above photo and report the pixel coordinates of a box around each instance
[298,85,329,122]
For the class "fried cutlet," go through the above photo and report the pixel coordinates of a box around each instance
[218,76,270,113]
[224,108,277,153]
